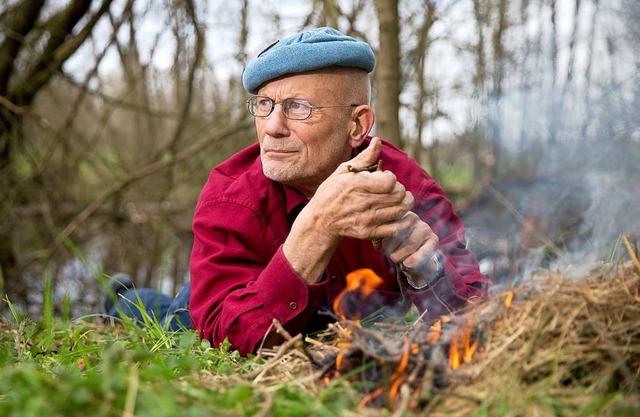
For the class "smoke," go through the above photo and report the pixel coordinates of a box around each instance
[463,56,640,285]
[464,98,640,283]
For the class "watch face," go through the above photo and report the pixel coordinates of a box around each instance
[431,251,444,275]
[407,273,428,289]
[428,255,439,272]
[401,251,445,290]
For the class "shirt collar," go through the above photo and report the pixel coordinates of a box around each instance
[283,184,309,215]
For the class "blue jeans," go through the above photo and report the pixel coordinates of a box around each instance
[107,282,192,331]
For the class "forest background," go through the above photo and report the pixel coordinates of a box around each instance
[1,0,639,318]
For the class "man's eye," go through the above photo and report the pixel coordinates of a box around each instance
[288,101,306,111]
[257,98,272,108]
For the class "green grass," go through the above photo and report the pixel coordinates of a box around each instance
[2,267,639,416]
[2,314,636,417]
[0,317,243,416]
[0,294,364,417]
[0,239,366,416]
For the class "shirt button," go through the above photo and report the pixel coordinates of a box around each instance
[289,302,297,310]
[329,275,337,282]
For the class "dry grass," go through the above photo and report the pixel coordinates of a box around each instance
[197,254,640,416]
[432,259,640,416]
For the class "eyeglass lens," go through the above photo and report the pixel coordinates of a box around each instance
[248,97,311,120]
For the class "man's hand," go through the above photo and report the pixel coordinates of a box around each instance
[307,137,413,243]
[372,211,440,273]
[284,137,413,283]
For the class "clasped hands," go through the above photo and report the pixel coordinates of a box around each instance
[307,137,440,276]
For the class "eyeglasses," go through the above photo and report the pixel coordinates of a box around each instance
[246,96,359,121]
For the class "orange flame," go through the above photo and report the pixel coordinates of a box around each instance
[449,320,477,370]
[336,351,345,370]
[332,268,384,317]
[462,323,478,363]
[504,291,514,309]
[427,319,442,344]
[449,332,460,369]
[389,342,410,401]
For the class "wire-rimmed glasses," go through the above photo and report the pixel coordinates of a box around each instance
[246,96,359,121]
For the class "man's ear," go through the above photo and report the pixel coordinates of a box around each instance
[348,105,375,148]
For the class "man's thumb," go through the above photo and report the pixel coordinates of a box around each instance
[345,136,382,171]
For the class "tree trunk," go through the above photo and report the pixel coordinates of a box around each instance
[548,0,559,145]
[471,0,487,183]
[557,0,582,142]
[580,0,599,140]
[322,0,339,28]
[489,0,508,177]
[0,0,46,302]
[0,0,114,304]
[374,0,402,147]
[412,1,436,166]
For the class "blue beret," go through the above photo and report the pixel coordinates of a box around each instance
[242,27,376,94]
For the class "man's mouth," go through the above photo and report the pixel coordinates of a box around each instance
[263,148,297,158]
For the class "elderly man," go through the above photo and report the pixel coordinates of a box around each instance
[188,27,490,356]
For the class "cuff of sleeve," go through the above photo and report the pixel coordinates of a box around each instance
[440,257,468,297]
[254,245,329,324]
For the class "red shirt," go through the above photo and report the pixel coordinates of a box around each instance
[190,138,490,355]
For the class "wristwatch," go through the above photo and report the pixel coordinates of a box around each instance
[400,250,445,290]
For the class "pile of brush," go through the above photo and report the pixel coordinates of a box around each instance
[247,242,640,415]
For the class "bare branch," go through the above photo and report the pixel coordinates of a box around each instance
[48,121,253,255]
[0,95,27,114]
[13,0,114,106]
[165,0,205,155]
[0,0,44,96]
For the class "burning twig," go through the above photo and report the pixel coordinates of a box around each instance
[316,316,477,409]
[358,386,385,409]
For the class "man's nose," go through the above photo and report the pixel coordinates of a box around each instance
[262,104,290,137]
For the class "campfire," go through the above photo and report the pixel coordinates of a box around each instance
[308,268,491,410]
[243,236,640,414]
